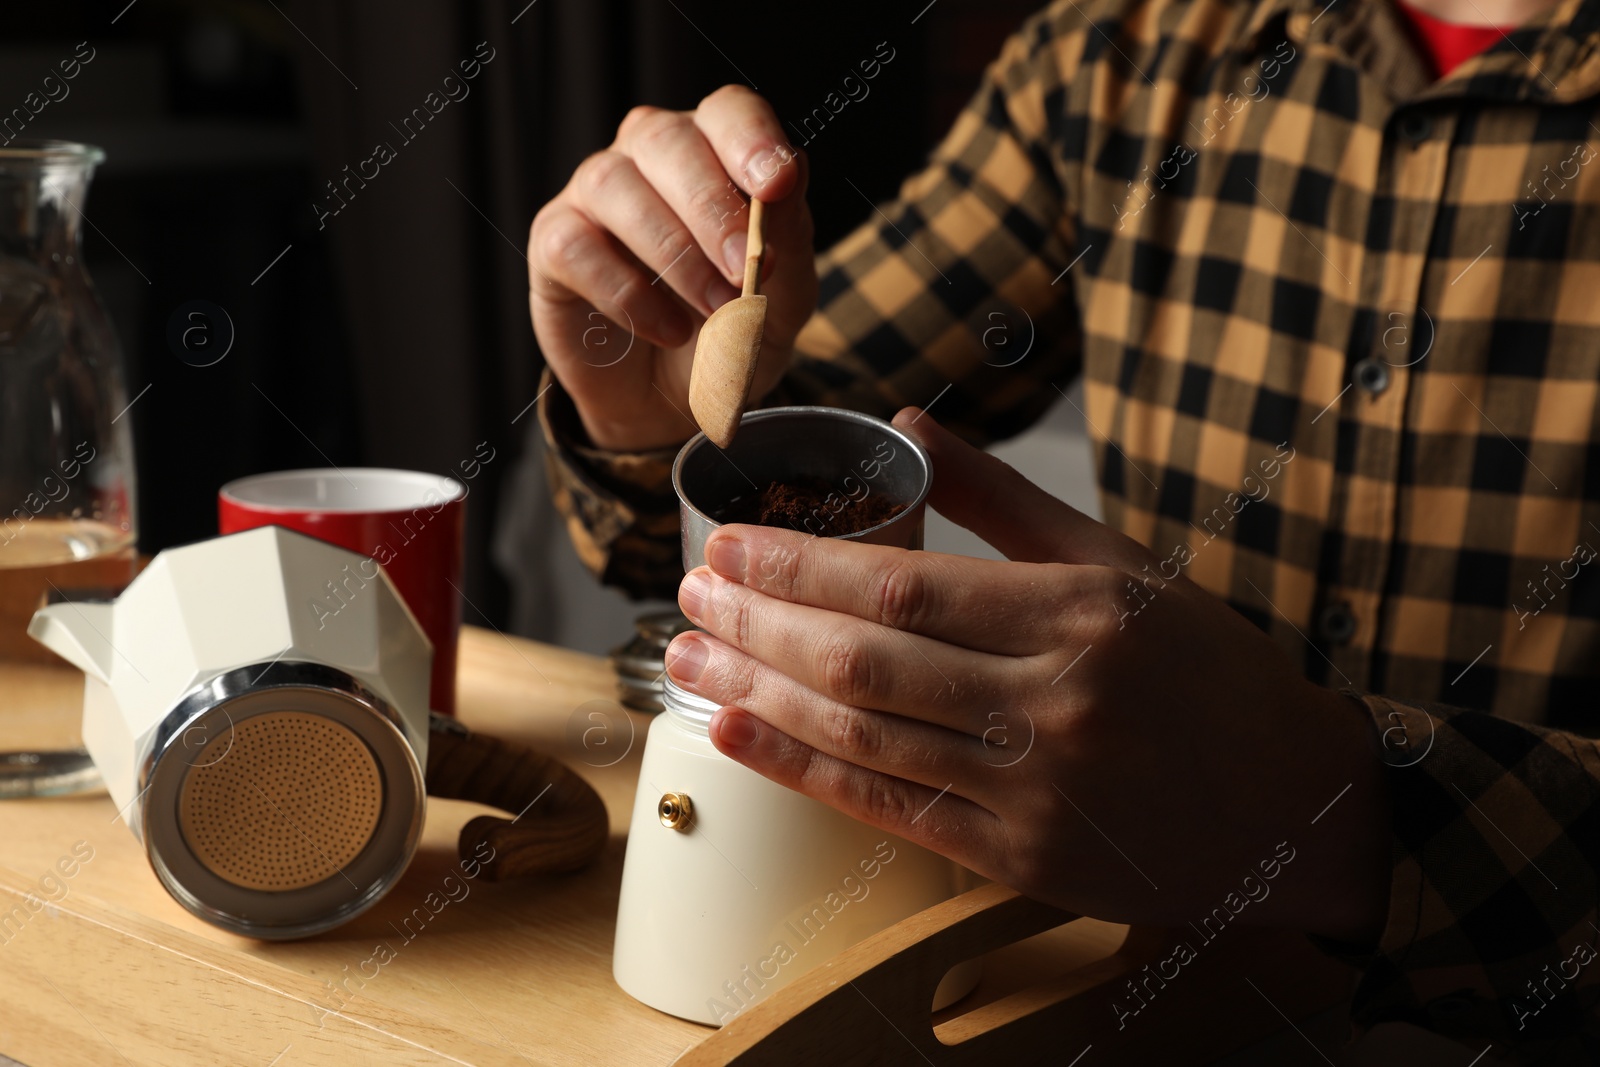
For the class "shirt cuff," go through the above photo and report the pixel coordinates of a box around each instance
[1311,691,1600,1055]
[535,367,685,599]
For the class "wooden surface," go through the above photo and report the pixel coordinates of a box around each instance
[0,627,1356,1066]
[0,627,707,1067]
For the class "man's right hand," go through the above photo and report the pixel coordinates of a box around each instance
[528,86,817,452]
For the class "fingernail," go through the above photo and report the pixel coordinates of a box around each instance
[722,231,747,280]
[717,709,761,750]
[665,636,708,684]
[706,535,746,581]
[705,275,739,313]
[742,144,788,188]
[679,570,711,621]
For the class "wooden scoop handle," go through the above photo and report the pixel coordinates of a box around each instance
[425,712,609,881]
[742,197,765,296]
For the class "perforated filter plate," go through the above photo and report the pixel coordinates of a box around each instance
[178,711,384,891]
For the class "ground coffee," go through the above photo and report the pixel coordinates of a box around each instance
[715,476,905,535]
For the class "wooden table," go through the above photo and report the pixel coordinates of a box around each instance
[0,627,1358,1066]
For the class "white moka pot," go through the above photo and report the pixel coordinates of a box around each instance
[614,679,980,1026]
[613,407,981,1026]
[29,525,433,939]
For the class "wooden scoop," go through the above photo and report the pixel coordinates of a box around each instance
[689,197,766,448]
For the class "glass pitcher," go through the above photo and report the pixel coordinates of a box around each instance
[0,141,137,796]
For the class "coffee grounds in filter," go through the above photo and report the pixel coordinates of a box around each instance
[714,476,906,535]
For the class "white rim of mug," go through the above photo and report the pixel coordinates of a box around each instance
[219,468,465,515]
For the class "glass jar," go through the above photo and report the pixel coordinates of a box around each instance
[0,141,138,664]
[612,676,980,1026]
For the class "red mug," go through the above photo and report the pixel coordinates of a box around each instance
[218,468,466,715]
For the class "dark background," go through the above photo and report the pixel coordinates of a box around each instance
[7,0,1040,632]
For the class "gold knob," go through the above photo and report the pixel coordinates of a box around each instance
[658,791,693,831]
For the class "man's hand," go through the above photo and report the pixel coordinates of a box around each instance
[663,409,1391,944]
[528,86,817,451]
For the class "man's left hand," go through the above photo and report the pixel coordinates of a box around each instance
[664,408,1390,943]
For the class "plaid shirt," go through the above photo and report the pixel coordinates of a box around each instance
[537,0,1600,1054]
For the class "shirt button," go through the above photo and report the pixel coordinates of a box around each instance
[1353,358,1390,395]
[1397,113,1432,144]
[1318,602,1357,645]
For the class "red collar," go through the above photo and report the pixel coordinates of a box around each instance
[1393,0,1517,77]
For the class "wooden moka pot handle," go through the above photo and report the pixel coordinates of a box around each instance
[425,713,609,881]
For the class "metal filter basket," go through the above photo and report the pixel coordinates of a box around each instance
[671,405,933,571]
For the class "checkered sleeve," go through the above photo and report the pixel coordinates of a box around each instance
[1330,692,1600,1056]
[536,6,1087,598]
[536,366,686,600]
